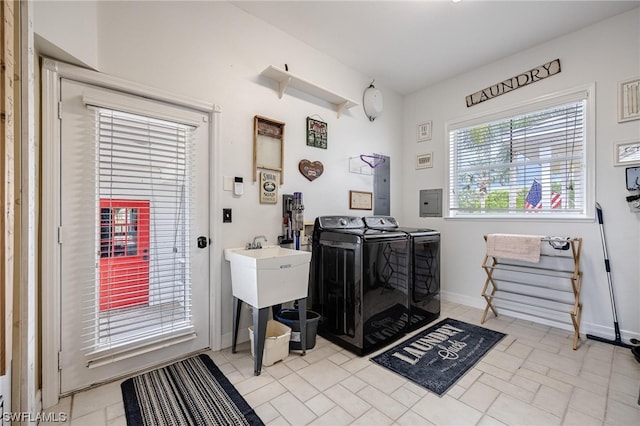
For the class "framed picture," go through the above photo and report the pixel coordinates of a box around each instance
[416,152,433,169]
[614,140,640,166]
[306,117,328,149]
[349,190,372,210]
[626,166,640,191]
[618,77,640,122]
[417,121,432,142]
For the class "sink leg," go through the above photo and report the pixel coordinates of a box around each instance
[298,298,307,356]
[232,297,242,353]
[253,307,268,375]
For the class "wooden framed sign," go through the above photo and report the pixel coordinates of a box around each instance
[466,59,561,107]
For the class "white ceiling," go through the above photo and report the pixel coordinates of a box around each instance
[232,0,640,95]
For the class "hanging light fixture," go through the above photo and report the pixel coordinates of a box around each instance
[363,81,383,121]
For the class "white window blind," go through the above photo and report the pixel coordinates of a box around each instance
[448,92,589,217]
[84,107,197,362]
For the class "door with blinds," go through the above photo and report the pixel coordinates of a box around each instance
[59,79,211,393]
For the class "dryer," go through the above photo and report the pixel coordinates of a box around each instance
[363,216,441,331]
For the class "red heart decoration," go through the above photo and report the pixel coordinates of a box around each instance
[298,160,324,182]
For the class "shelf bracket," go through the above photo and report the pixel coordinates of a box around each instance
[277,77,291,99]
[336,101,349,118]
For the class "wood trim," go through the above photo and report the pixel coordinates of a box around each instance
[1,0,17,376]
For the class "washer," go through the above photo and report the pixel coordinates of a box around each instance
[309,216,410,355]
[363,216,441,331]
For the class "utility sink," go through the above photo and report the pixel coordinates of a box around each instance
[224,245,312,308]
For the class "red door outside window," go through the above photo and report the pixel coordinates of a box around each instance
[99,199,150,311]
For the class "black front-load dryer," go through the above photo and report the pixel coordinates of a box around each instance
[363,216,441,331]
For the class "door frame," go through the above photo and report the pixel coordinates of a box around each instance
[40,58,222,408]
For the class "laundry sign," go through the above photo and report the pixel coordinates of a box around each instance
[466,59,561,107]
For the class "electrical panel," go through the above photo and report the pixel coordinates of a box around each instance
[419,189,442,217]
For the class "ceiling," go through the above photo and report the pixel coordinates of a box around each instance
[232,1,640,95]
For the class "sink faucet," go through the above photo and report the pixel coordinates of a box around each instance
[247,235,267,249]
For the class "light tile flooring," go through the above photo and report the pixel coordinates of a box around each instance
[43,301,640,425]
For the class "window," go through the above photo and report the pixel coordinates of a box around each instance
[447,88,593,218]
[88,107,197,359]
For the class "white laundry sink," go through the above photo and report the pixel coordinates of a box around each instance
[224,245,312,308]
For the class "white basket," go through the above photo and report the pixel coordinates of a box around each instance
[248,320,291,366]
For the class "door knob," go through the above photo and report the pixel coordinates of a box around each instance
[197,236,208,249]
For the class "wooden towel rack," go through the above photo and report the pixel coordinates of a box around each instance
[480,234,583,350]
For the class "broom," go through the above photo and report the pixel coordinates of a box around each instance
[586,203,631,349]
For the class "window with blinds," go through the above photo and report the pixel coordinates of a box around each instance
[85,107,196,362]
[447,90,591,218]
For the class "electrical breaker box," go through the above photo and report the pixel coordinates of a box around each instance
[419,189,442,217]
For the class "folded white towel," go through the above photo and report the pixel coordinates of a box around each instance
[486,233,543,263]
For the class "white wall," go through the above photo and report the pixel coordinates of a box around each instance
[35,1,404,345]
[33,0,98,69]
[34,1,639,346]
[403,8,640,341]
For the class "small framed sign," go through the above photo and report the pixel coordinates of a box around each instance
[259,171,279,204]
[306,117,328,149]
[349,190,373,210]
[614,140,640,166]
[417,121,432,142]
[618,77,640,122]
[416,152,433,169]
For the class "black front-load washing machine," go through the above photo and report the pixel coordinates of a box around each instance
[309,216,410,355]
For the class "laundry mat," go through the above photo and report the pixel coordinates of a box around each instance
[371,318,505,396]
[121,354,263,426]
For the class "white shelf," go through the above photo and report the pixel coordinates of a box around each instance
[260,65,359,118]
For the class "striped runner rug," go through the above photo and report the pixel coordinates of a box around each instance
[121,354,263,425]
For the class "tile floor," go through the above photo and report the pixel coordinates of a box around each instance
[42,301,640,425]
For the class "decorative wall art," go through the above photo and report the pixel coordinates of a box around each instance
[298,159,324,181]
[618,77,640,122]
[416,153,433,169]
[349,190,373,210]
[306,117,328,149]
[417,121,432,142]
[626,166,640,191]
[614,140,640,166]
[466,59,561,107]
[254,115,285,184]
[259,171,279,204]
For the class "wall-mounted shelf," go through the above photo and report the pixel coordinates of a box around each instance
[260,65,359,118]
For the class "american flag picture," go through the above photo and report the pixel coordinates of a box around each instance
[525,180,542,209]
[525,180,563,210]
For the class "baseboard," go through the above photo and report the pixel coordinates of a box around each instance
[441,290,640,344]
[221,332,249,351]
[220,292,640,350]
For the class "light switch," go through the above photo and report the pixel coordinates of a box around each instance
[223,208,232,223]
[223,176,233,191]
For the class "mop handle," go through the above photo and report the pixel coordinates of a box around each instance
[595,202,618,323]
